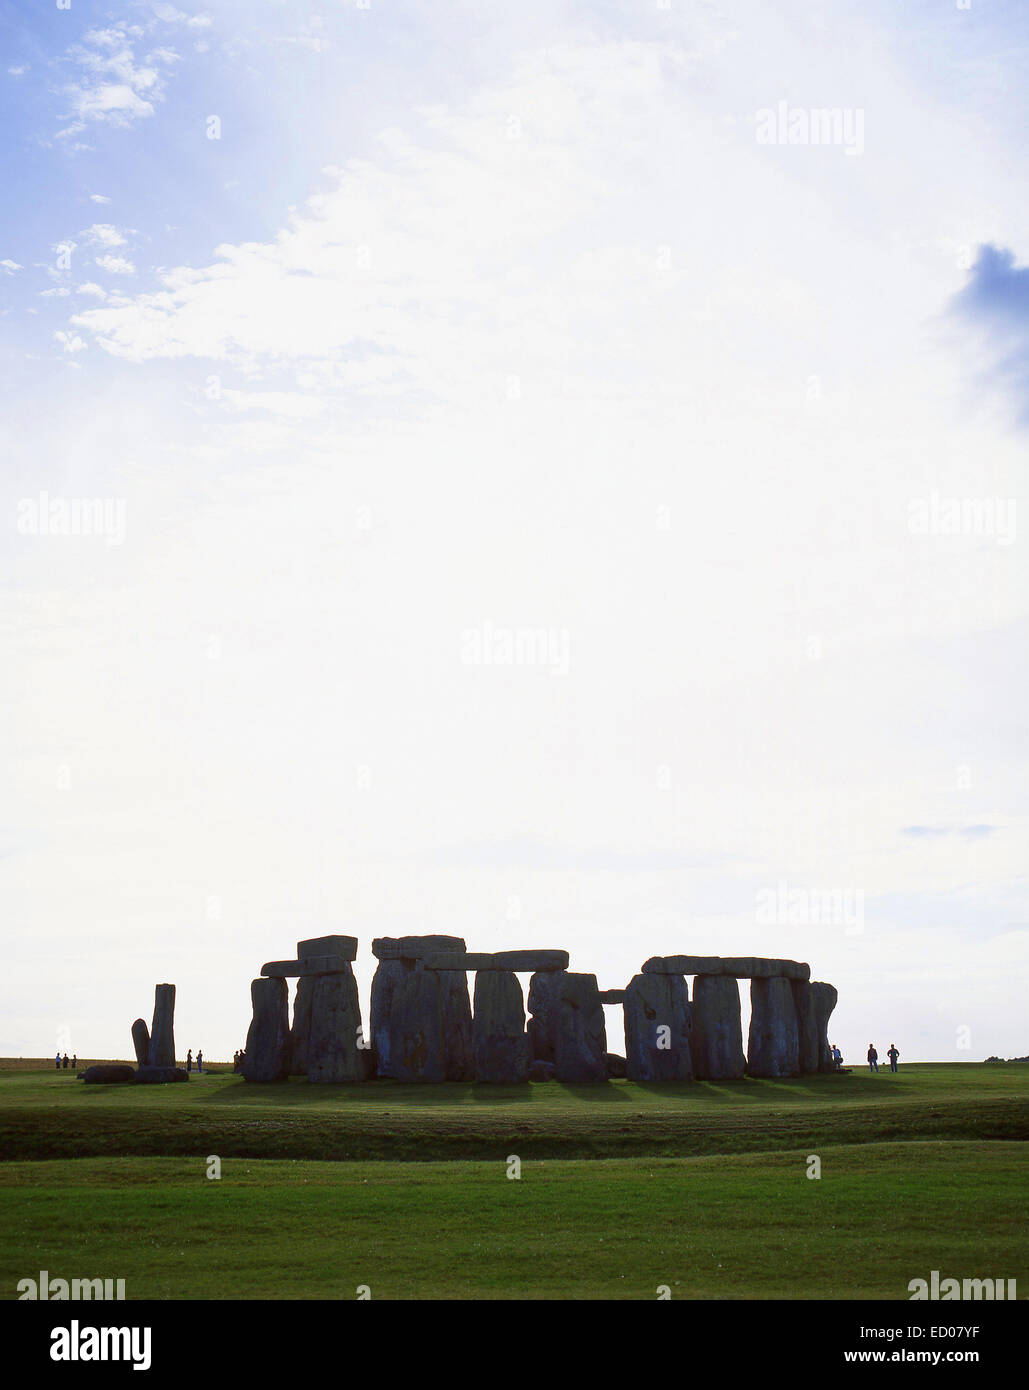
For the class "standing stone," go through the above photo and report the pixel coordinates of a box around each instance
[369,958,406,1078]
[148,984,176,1068]
[289,975,317,1075]
[527,970,562,1062]
[747,976,800,1078]
[811,981,839,1073]
[473,970,529,1084]
[391,969,447,1082]
[242,977,290,1083]
[555,972,608,1084]
[691,975,746,1080]
[792,980,820,1074]
[623,972,692,1082]
[370,936,464,1079]
[439,971,474,1081]
[307,967,366,1083]
[131,1018,150,1068]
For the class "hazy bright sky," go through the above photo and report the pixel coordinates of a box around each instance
[2,0,1026,1065]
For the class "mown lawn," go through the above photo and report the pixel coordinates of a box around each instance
[1,1143,1024,1300]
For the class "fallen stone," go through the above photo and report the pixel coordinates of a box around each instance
[289,975,317,1075]
[242,977,291,1083]
[747,977,800,1078]
[260,955,357,977]
[529,1059,557,1082]
[297,935,358,961]
[148,983,176,1068]
[691,975,746,1080]
[598,989,625,1004]
[473,970,529,1083]
[527,970,562,1062]
[81,1065,136,1084]
[623,973,692,1082]
[307,967,367,1083]
[642,956,810,981]
[390,969,447,1082]
[131,1019,150,1067]
[606,1052,627,1078]
[423,950,569,972]
[811,981,839,1073]
[134,1065,189,1084]
[555,972,608,1083]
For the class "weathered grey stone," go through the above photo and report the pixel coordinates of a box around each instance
[555,972,608,1084]
[372,935,464,961]
[643,956,810,981]
[135,1065,188,1084]
[424,950,569,972]
[439,969,474,1081]
[623,973,692,1082]
[691,975,746,1080]
[289,975,316,1075]
[242,977,290,1083]
[606,1052,627,1078]
[527,970,561,1062]
[473,970,529,1083]
[297,935,358,961]
[792,980,820,1074]
[307,967,367,1083]
[529,1059,557,1082]
[369,958,406,1078]
[811,981,838,1073]
[390,969,447,1082]
[747,976,800,1078]
[131,1018,150,1067]
[148,984,176,1068]
[261,955,357,978]
[81,1064,136,1084]
[598,989,625,1004]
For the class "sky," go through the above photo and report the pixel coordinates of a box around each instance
[1,0,1026,1066]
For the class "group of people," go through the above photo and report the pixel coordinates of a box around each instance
[232,1049,246,1072]
[185,1049,203,1073]
[867,1043,900,1073]
[54,1053,77,1070]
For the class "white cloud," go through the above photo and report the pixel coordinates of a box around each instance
[80,223,128,248]
[94,254,137,275]
[8,65,28,77]
[0,259,21,273]
[58,25,171,134]
[41,287,71,298]
[76,282,107,297]
[54,330,87,352]
[90,194,111,204]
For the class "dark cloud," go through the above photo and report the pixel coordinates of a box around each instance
[951,243,1029,426]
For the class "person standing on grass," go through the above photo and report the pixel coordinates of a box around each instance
[196,1049,203,1073]
[867,1043,878,1073]
[887,1043,899,1073]
[72,1054,77,1070]
[55,1052,60,1071]
[186,1049,193,1074]
[62,1053,69,1070]
[832,1044,843,1070]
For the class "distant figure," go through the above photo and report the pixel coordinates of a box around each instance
[62,1053,69,1070]
[55,1053,61,1071]
[72,1054,77,1070]
[186,1049,193,1074]
[867,1044,878,1073]
[196,1049,203,1073]
[832,1044,843,1071]
[887,1043,899,1073]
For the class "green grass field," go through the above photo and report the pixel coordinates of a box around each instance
[1,1063,1026,1299]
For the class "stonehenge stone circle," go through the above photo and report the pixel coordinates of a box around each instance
[307,967,368,1083]
[623,972,692,1082]
[242,976,290,1083]
[690,975,746,1080]
[289,975,316,1075]
[424,950,569,972]
[643,956,810,981]
[261,955,358,978]
[526,970,561,1063]
[298,935,358,960]
[791,980,820,1074]
[148,983,176,1068]
[747,977,800,1078]
[370,936,466,1080]
[811,981,839,1073]
[554,972,608,1083]
[472,970,529,1083]
[131,1018,150,1067]
[390,969,448,1082]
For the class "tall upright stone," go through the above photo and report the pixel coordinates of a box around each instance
[747,976,800,1078]
[307,967,367,1083]
[370,936,464,1079]
[554,972,608,1084]
[131,1018,150,1068]
[472,970,529,1084]
[242,977,290,1083]
[623,972,692,1082]
[439,971,474,1081]
[811,981,839,1073]
[791,979,820,1074]
[691,975,746,1080]
[148,984,176,1068]
[289,975,317,1076]
[390,969,447,1083]
[527,970,562,1063]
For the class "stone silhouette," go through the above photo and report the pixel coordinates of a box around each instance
[623,972,692,1082]
[690,975,746,1080]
